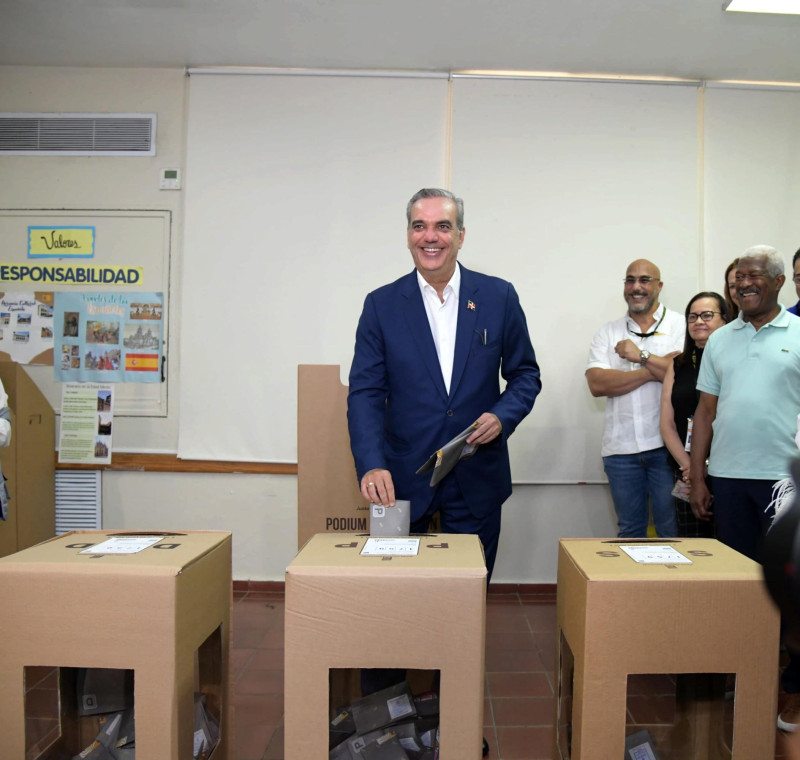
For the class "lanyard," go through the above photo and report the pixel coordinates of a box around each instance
[628,307,666,339]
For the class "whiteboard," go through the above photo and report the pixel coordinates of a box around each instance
[180,73,800,481]
[0,209,170,417]
[180,73,449,461]
[703,86,800,287]
[450,78,700,482]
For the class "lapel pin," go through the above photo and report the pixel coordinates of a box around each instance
[467,300,476,311]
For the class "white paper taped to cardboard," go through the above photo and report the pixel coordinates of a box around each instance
[620,545,692,564]
[79,536,164,555]
[360,537,420,556]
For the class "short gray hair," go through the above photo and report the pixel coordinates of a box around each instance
[406,188,464,231]
[740,244,784,278]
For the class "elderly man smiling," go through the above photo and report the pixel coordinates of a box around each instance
[689,244,800,732]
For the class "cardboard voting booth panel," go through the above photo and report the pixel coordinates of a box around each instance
[554,538,780,760]
[0,361,55,559]
[297,365,367,549]
[285,532,487,760]
[0,530,232,760]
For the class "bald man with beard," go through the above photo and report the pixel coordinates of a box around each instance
[586,259,685,537]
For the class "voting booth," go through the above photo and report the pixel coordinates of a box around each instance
[0,530,232,760]
[0,360,55,559]
[554,538,780,759]
[297,365,366,549]
[284,532,487,759]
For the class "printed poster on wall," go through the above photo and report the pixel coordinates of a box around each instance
[0,291,55,365]
[53,292,163,383]
[58,382,114,464]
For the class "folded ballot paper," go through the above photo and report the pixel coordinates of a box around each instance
[416,421,480,487]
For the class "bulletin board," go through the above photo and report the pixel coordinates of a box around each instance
[0,209,170,416]
[449,77,701,482]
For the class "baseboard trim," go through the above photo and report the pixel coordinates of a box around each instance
[233,580,286,594]
[488,583,556,596]
[234,579,557,596]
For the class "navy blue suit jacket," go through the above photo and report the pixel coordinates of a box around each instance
[347,265,541,521]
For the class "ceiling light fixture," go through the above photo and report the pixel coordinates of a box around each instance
[723,0,800,14]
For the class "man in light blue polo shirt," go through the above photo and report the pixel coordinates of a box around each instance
[689,244,800,731]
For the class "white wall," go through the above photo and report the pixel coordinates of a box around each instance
[494,485,617,583]
[101,471,299,580]
[100,472,617,583]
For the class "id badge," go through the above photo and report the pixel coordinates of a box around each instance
[684,417,693,453]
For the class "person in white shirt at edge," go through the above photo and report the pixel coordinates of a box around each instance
[586,259,685,537]
[771,413,800,524]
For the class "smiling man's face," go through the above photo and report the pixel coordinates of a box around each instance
[735,254,784,321]
[623,259,662,315]
[407,196,464,286]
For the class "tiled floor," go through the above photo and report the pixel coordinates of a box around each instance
[232,585,797,760]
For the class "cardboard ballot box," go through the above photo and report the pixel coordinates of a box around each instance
[0,530,232,760]
[284,533,487,760]
[554,538,780,760]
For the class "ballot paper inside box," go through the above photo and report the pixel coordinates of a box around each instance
[77,667,134,716]
[329,680,439,754]
[336,720,436,760]
[351,681,416,734]
[361,735,414,760]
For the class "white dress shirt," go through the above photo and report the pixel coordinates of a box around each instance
[417,263,460,394]
[586,303,685,457]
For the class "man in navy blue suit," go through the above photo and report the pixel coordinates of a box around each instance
[347,188,541,580]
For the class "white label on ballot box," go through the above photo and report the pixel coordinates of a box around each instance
[360,537,420,556]
[79,536,165,555]
[620,545,692,564]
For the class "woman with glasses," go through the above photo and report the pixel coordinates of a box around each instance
[660,292,730,537]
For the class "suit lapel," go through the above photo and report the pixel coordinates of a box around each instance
[450,266,479,401]
[399,272,449,402]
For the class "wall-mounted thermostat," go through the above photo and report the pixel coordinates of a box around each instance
[160,168,181,190]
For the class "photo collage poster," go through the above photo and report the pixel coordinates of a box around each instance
[0,291,55,365]
[53,292,163,383]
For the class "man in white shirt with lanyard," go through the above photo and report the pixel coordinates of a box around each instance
[586,259,685,537]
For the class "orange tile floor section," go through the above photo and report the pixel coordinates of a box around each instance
[232,585,797,760]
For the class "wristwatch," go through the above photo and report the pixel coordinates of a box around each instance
[639,349,651,366]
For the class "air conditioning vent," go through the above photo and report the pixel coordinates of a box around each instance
[0,113,156,156]
[55,470,102,534]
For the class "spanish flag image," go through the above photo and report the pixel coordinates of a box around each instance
[125,353,159,372]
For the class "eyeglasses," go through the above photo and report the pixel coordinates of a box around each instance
[623,276,657,286]
[687,311,722,323]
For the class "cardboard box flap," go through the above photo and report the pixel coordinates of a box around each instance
[287,533,487,577]
[560,538,764,582]
[0,530,231,576]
